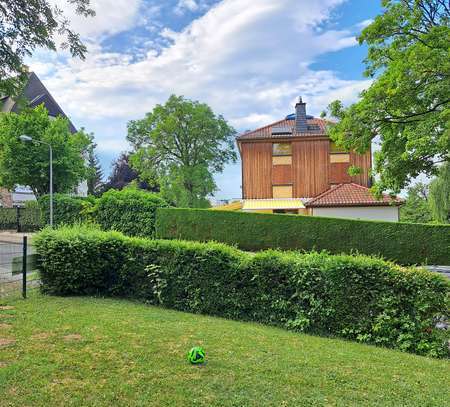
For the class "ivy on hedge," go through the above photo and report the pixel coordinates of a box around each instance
[35,226,449,358]
[93,189,168,237]
[155,208,450,265]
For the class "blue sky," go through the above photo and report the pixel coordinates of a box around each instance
[30,0,383,200]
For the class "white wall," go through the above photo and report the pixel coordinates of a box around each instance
[312,206,399,222]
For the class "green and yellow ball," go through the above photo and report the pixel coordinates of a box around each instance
[187,346,205,364]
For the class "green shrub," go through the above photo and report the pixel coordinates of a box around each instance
[0,207,17,230]
[155,208,450,265]
[35,226,449,357]
[0,204,42,232]
[38,194,93,226]
[93,189,168,237]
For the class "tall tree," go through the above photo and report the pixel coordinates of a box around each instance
[103,153,157,193]
[127,95,237,207]
[0,105,91,197]
[0,0,94,96]
[86,136,104,195]
[429,162,450,223]
[400,182,432,223]
[325,0,449,195]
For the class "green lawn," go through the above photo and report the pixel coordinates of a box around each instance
[0,294,449,407]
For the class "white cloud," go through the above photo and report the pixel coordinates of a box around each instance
[356,18,373,29]
[31,0,370,158]
[51,0,143,39]
[175,0,200,15]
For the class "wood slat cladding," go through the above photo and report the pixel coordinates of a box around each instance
[292,139,329,197]
[272,165,293,185]
[330,163,351,184]
[241,142,272,198]
[350,150,371,186]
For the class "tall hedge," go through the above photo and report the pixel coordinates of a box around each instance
[38,194,93,226]
[155,208,450,265]
[93,189,168,237]
[35,226,449,358]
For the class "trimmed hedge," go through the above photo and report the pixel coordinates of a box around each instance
[35,226,449,357]
[0,206,42,232]
[155,208,450,265]
[38,194,93,226]
[93,189,168,237]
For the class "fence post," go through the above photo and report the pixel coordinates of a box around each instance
[16,207,22,233]
[22,236,27,299]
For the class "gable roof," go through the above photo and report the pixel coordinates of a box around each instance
[1,72,77,133]
[237,116,328,140]
[305,183,403,208]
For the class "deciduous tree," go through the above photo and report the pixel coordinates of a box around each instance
[0,105,91,197]
[0,0,94,96]
[325,0,449,195]
[127,95,237,207]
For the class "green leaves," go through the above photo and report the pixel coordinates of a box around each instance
[0,0,94,96]
[127,95,237,207]
[35,226,450,357]
[0,105,91,196]
[325,0,450,193]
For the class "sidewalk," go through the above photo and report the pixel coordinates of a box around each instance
[0,231,35,244]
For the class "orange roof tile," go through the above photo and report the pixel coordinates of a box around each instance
[305,183,404,207]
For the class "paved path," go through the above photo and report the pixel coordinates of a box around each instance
[424,266,450,280]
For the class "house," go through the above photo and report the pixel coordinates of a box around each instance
[235,98,402,222]
[0,71,87,207]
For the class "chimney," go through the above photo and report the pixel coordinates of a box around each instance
[295,96,307,133]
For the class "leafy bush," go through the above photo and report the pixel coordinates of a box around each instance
[0,204,42,232]
[0,207,16,230]
[155,208,450,265]
[38,194,93,226]
[35,226,449,357]
[93,189,168,237]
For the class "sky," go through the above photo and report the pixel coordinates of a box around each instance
[28,0,383,200]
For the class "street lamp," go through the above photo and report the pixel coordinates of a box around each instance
[19,135,53,227]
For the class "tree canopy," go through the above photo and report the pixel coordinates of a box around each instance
[325,0,449,195]
[102,152,157,193]
[127,95,237,207]
[399,182,433,223]
[0,0,94,96]
[0,105,91,197]
[429,162,450,223]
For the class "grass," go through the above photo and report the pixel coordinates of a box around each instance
[1,294,449,407]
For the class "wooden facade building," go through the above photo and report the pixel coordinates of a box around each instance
[235,98,401,221]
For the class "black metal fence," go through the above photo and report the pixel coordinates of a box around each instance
[0,207,42,232]
[0,236,40,299]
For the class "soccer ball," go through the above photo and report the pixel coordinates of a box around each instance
[187,346,206,364]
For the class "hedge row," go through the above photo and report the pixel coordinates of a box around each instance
[35,226,449,357]
[93,189,168,237]
[0,206,42,232]
[155,208,450,265]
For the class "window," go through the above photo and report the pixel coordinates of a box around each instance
[272,155,292,165]
[273,209,298,214]
[330,153,350,163]
[273,143,292,156]
[272,185,293,198]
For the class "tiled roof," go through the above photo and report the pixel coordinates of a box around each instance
[237,117,328,140]
[305,183,404,207]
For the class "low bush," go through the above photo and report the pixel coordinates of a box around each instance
[155,208,450,265]
[93,189,168,237]
[35,226,449,358]
[38,194,93,226]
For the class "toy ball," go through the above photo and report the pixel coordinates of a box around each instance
[187,346,206,364]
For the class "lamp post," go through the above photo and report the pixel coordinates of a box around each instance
[19,135,53,227]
